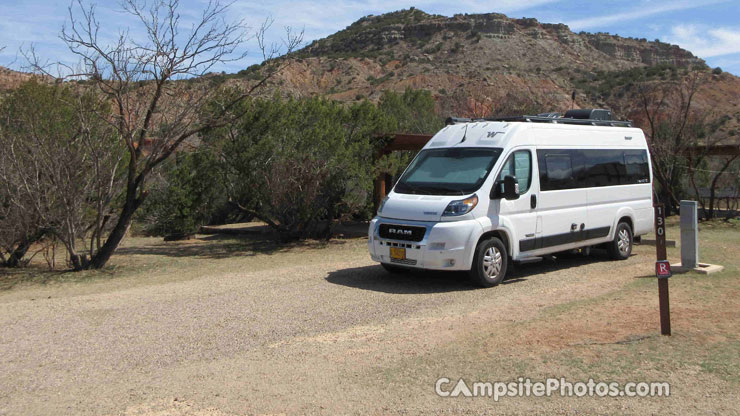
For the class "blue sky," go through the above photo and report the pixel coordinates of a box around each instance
[1,0,739,75]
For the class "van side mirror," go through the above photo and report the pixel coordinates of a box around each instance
[503,175,520,200]
[490,175,520,200]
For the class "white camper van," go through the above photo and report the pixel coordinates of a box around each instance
[368,110,654,287]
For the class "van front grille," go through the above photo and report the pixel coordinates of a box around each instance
[378,223,426,242]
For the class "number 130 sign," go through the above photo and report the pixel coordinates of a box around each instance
[654,204,670,277]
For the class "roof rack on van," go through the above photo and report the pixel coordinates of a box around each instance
[446,109,632,128]
[445,117,472,125]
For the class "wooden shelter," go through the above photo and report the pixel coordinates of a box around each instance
[374,133,432,209]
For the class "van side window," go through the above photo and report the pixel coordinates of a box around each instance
[499,150,532,194]
[583,149,626,187]
[538,149,650,191]
[624,150,650,184]
[542,154,573,191]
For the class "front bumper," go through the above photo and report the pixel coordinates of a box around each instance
[368,217,482,271]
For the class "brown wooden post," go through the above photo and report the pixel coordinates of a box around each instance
[373,133,434,213]
[374,171,386,212]
[654,203,671,336]
[373,145,390,212]
[658,277,671,336]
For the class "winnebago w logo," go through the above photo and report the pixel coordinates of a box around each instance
[487,131,505,139]
[388,228,413,236]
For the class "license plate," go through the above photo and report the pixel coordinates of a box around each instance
[389,247,406,260]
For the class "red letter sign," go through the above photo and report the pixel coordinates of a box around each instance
[655,260,672,278]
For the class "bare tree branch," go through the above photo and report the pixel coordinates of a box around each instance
[20,0,303,269]
[636,71,708,213]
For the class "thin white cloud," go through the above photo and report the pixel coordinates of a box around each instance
[707,55,740,74]
[231,0,561,34]
[437,0,560,14]
[665,24,740,58]
[566,0,727,31]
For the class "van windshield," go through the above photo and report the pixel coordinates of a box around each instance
[394,147,503,195]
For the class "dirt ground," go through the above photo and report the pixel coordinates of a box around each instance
[0,219,738,415]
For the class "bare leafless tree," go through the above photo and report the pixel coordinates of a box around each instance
[636,71,704,214]
[0,143,46,266]
[701,156,740,218]
[26,0,302,269]
[0,81,124,269]
[684,118,740,219]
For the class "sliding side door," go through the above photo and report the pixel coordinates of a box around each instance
[528,149,588,253]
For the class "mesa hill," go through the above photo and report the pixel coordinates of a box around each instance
[0,66,45,92]
[3,9,739,134]
[237,8,738,131]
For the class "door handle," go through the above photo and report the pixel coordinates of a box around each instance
[530,194,537,209]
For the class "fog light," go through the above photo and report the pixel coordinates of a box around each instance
[429,242,446,250]
[447,259,456,266]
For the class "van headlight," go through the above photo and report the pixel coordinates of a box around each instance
[442,194,478,216]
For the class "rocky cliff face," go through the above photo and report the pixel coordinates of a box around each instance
[581,33,697,67]
[237,8,737,132]
[299,9,701,69]
[3,9,738,135]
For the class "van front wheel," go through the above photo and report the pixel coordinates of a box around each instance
[608,222,633,260]
[469,237,508,287]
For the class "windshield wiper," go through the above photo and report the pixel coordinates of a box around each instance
[397,182,432,195]
[419,185,467,195]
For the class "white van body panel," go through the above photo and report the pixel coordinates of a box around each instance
[369,121,653,271]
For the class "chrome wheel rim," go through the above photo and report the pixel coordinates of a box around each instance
[617,228,631,255]
[482,246,502,279]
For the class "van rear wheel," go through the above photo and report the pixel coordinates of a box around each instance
[608,222,633,260]
[469,237,508,287]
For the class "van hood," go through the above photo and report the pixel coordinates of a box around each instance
[378,193,454,222]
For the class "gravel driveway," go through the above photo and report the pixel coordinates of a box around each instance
[0,235,736,415]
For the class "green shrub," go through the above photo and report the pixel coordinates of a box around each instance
[200,96,386,240]
[147,88,442,241]
[139,150,226,237]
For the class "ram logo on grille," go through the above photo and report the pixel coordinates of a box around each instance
[378,224,426,242]
[388,228,413,236]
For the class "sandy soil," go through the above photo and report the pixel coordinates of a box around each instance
[0,223,738,415]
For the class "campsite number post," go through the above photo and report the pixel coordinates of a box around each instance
[654,204,671,336]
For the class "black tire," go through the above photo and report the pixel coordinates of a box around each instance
[381,263,409,274]
[607,221,633,260]
[468,237,508,287]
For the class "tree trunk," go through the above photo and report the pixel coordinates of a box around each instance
[3,241,31,267]
[707,156,739,221]
[662,187,673,216]
[87,197,140,269]
[687,167,709,220]
[1,231,45,268]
